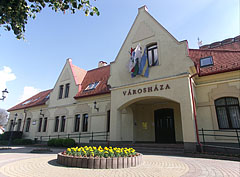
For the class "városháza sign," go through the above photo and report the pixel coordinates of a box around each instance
[123,84,170,96]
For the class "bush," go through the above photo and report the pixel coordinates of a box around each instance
[1,131,23,140]
[47,138,57,147]
[12,139,33,145]
[63,139,75,147]
[47,138,75,147]
[0,140,9,145]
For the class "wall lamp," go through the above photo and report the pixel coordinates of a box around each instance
[94,101,99,112]
[0,88,9,101]
[40,109,44,117]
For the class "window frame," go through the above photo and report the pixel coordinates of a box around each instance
[215,97,240,129]
[147,43,158,67]
[60,116,66,132]
[200,56,213,68]
[38,118,43,132]
[54,116,59,132]
[25,118,31,132]
[107,110,110,132]
[58,85,64,99]
[43,117,48,132]
[16,119,22,131]
[64,83,70,98]
[74,114,81,132]
[82,114,88,132]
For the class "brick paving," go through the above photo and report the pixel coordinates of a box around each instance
[0,147,239,177]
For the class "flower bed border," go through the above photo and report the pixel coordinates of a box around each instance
[57,153,143,169]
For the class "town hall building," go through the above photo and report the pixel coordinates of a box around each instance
[7,6,240,152]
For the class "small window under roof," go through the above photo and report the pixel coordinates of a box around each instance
[84,81,100,91]
[200,56,213,67]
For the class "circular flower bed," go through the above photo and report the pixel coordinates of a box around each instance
[57,146,143,169]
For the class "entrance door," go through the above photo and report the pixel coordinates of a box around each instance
[154,108,175,143]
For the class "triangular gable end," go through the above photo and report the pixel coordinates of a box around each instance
[108,6,193,88]
[48,59,86,107]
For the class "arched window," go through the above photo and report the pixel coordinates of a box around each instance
[25,118,31,132]
[215,97,240,129]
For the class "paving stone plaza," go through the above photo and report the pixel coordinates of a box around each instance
[0,147,239,177]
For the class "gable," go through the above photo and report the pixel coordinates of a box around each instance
[132,21,155,43]
[48,59,86,107]
[108,6,194,89]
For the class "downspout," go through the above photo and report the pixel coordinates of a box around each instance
[189,73,203,152]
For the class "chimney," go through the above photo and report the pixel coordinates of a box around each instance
[98,61,107,68]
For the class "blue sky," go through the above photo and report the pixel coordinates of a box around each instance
[0,0,239,110]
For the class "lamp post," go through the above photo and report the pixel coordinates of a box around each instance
[0,88,9,101]
[8,113,18,146]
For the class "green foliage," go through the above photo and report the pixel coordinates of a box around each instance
[47,138,57,146]
[62,138,75,147]
[0,140,9,145]
[47,138,75,147]
[12,138,33,145]
[0,131,23,140]
[0,0,100,39]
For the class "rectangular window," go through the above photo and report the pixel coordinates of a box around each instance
[200,56,213,67]
[43,118,48,132]
[64,83,70,98]
[54,116,59,132]
[58,85,64,99]
[147,44,158,67]
[9,120,14,131]
[84,81,100,91]
[107,110,110,132]
[38,118,43,132]
[25,118,31,132]
[74,114,81,132]
[60,116,66,132]
[82,114,88,132]
[17,119,22,131]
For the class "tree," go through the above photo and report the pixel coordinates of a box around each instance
[0,108,8,127]
[0,0,100,39]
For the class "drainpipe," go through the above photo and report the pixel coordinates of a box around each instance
[189,73,203,152]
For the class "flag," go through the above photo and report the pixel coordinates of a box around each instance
[139,48,149,77]
[129,44,142,77]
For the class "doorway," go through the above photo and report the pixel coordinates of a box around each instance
[154,108,176,143]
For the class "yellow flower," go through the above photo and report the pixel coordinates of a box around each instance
[67,148,71,152]
[104,151,109,154]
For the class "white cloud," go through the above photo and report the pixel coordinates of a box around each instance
[0,66,16,91]
[19,86,41,102]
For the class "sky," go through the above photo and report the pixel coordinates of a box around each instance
[0,0,239,110]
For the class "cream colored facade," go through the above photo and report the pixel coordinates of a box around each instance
[7,6,240,152]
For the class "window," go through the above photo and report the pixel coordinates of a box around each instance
[25,118,31,132]
[84,81,100,91]
[38,118,43,132]
[147,44,158,67]
[215,97,240,129]
[58,85,64,99]
[107,110,110,132]
[17,119,22,131]
[43,118,48,132]
[9,120,14,131]
[60,116,66,132]
[74,114,81,132]
[64,83,70,98]
[82,114,88,132]
[54,116,59,132]
[200,56,213,67]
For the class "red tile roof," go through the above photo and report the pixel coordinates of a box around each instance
[69,60,87,91]
[200,35,240,50]
[189,49,240,76]
[74,65,110,99]
[7,89,52,112]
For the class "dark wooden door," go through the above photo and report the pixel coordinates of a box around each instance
[154,108,176,143]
